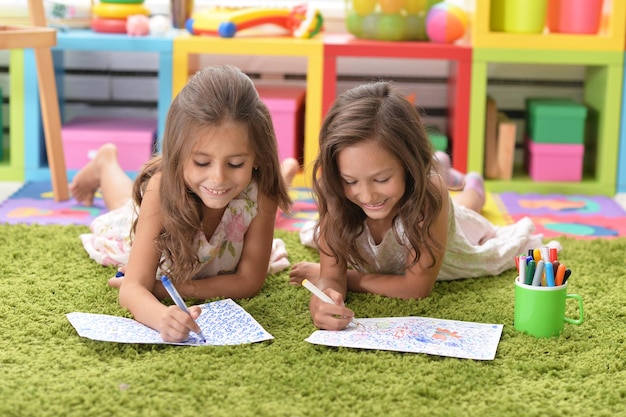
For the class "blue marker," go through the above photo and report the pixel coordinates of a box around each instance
[160,275,206,343]
[544,261,555,287]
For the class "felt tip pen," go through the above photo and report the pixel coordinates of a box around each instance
[518,255,526,284]
[562,269,572,285]
[160,275,206,343]
[301,279,336,304]
[555,263,566,286]
[540,246,550,265]
[301,279,358,325]
[525,259,536,285]
[531,260,544,286]
[544,261,555,287]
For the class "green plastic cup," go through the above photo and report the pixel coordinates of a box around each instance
[514,278,583,338]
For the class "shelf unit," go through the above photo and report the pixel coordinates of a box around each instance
[172,34,323,187]
[24,29,174,181]
[0,50,25,181]
[469,48,623,196]
[322,33,471,174]
[470,0,626,196]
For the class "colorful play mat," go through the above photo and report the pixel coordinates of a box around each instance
[1,182,625,239]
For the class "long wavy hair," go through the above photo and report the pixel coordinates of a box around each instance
[312,81,443,271]
[130,65,292,282]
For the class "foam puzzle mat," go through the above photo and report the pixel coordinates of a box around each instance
[2,182,625,239]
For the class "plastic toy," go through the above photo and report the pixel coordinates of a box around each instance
[149,14,171,36]
[126,14,150,36]
[91,17,127,33]
[186,5,323,38]
[425,2,467,43]
[91,2,150,19]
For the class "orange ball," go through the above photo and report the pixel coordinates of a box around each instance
[378,0,405,14]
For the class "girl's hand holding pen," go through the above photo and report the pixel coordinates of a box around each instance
[307,285,354,331]
[159,304,204,343]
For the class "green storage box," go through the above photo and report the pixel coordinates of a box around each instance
[526,98,587,144]
[427,128,448,152]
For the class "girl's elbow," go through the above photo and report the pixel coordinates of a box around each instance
[402,284,434,300]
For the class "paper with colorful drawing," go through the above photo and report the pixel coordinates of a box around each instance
[66,298,273,346]
[305,316,503,360]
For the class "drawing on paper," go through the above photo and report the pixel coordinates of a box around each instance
[305,316,503,360]
[66,298,273,346]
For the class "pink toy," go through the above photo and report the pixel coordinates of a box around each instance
[126,14,150,36]
[425,2,468,44]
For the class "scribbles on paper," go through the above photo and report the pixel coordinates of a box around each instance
[305,316,503,360]
[66,298,273,346]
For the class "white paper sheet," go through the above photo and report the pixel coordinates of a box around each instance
[305,316,503,360]
[67,298,273,346]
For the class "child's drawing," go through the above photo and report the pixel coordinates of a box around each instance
[66,298,273,346]
[305,316,503,360]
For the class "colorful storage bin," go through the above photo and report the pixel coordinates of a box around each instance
[257,86,306,163]
[526,98,587,144]
[62,116,157,171]
[490,0,548,33]
[527,139,584,181]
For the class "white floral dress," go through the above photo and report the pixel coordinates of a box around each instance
[80,181,289,276]
[299,195,544,280]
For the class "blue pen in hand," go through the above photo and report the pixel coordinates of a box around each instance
[160,275,207,343]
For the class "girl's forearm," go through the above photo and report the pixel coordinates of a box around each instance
[119,283,169,331]
[177,273,265,301]
[347,271,435,300]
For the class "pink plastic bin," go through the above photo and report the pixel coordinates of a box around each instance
[62,117,157,171]
[547,0,604,34]
[256,86,305,162]
[527,139,584,182]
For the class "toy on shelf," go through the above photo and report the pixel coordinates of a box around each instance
[126,14,150,36]
[91,0,151,34]
[186,4,323,38]
[425,2,468,43]
[345,0,466,42]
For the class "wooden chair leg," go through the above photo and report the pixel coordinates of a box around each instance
[29,0,69,202]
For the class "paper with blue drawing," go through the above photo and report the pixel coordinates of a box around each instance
[66,298,273,346]
[305,316,503,360]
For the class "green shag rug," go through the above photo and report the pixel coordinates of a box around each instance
[1,224,625,417]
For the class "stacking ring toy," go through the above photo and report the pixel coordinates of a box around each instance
[92,2,150,19]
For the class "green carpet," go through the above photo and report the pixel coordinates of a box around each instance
[1,224,625,417]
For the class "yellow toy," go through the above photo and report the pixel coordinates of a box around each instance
[92,2,150,19]
[187,4,323,38]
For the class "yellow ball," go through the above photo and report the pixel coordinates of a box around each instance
[352,0,377,16]
[404,0,425,14]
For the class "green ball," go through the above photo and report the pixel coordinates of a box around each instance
[405,13,427,41]
[362,13,381,39]
[346,11,364,37]
[377,13,406,41]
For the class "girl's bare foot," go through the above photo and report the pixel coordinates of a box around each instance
[70,143,118,206]
[281,158,299,188]
[289,262,321,285]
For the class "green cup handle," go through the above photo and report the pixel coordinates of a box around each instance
[564,294,584,326]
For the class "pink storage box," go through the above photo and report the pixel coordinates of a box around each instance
[256,86,305,162]
[527,140,584,182]
[62,117,157,171]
